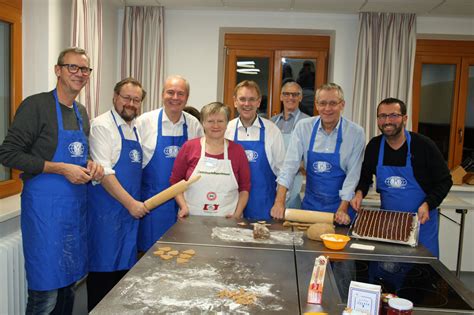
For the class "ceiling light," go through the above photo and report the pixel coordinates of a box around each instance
[237,61,256,68]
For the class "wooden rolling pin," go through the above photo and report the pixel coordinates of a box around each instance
[284,209,334,224]
[144,175,201,210]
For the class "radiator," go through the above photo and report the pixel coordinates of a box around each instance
[0,231,26,315]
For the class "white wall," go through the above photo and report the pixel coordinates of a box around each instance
[22,0,120,113]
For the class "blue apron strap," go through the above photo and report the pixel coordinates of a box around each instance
[157,109,164,138]
[334,118,343,154]
[404,130,412,167]
[257,116,265,144]
[377,135,386,167]
[111,110,126,140]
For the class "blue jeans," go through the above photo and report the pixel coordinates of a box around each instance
[26,283,76,315]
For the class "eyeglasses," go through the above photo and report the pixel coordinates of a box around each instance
[377,113,404,120]
[59,64,93,75]
[118,94,142,105]
[282,92,301,97]
[237,97,259,103]
[317,100,342,107]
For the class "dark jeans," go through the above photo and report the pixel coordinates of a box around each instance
[86,270,128,312]
[26,283,76,315]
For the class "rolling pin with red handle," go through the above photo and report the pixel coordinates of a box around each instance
[284,208,334,224]
[144,175,201,210]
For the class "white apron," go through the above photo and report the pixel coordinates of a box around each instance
[184,138,239,216]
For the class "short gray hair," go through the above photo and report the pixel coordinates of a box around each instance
[315,83,345,102]
[281,81,302,95]
[163,75,190,96]
[200,102,230,123]
[57,47,90,65]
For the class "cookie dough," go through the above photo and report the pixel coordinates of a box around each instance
[182,249,196,255]
[307,223,335,241]
[160,254,173,260]
[217,288,257,305]
[153,250,165,256]
[158,246,172,252]
[179,253,192,259]
[253,223,270,239]
[168,250,179,256]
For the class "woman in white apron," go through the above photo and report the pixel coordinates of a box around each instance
[171,102,251,217]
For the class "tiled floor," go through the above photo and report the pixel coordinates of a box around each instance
[72,272,474,314]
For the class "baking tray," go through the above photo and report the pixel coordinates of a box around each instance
[348,207,420,247]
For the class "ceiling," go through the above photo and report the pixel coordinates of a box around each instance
[118,0,474,17]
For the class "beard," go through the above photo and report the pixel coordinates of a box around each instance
[379,122,404,138]
[120,106,137,122]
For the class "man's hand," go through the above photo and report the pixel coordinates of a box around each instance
[418,202,430,224]
[270,201,286,220]
[127,200,149,219]
[226,212,242,219]
[87,160,104,181]
[350,190,364,211]
[62,163,92,184]
[334,201,351,225]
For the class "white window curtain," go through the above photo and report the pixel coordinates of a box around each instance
[71,0,103,119]
[352,12,416,142]
[121,6,164,113]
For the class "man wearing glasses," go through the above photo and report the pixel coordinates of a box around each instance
[351,98,452,257]
[271,81,309,208]
[0,47,104,314]
[225,80,286,220]
[136,75,203,251]
[271,83,365,225]
[86,77,149,311]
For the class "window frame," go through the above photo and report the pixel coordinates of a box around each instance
[0,0,23,198]
[412,39,474,169]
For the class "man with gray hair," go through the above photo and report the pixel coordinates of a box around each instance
[271,83,365,224]
[136,75,203,251]
[0,47,104,314]
[271,81,310,208]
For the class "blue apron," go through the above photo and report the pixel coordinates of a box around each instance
[21,89,88,291]
[138,109,187,251]
[376,131,439,257]
[233,117,276,220]
[87,111,142,271]
[302,118,355,220]
[275,112,303,209]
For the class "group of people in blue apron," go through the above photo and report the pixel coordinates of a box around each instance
[20,77,444,314]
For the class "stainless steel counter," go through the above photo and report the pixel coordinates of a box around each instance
[159,215,295,251]
[91,243,300,314]
[92,216,474,314]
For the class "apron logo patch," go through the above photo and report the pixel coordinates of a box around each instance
[384,176,407,189]
[245,150,258,162]
[312,161,332,173]
[203,204,219,211]
[163,145,180,158]
[206,192,217,201]
[68,141,84,157]
[129,149,141,163]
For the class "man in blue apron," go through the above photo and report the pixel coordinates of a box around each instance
[136,75,203,251]
[271,81,310,208]
[0,47,104,314]
[271,83,365,225]
[86,78,149,311]
[351,98,453,257]
[225,80,286,220]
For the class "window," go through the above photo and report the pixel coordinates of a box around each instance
[412,39,474,170]
[0,0,22,198]
[223,33,329,119]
